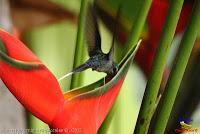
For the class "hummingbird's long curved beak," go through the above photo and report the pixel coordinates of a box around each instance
[58,71,74,81]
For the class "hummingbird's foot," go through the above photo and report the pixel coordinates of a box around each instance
[103,77,106,85]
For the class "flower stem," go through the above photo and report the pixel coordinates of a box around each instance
[152,1,200,133]
[70,0,89,88]
[98,0,152,133]
[123,0,152,56]
[134,0,184,133]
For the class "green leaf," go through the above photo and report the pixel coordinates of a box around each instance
[70,0,89,89]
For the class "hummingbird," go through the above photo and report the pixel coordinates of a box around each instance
[59,4,120,81]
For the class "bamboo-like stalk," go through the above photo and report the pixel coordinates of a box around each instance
[70,0,88,88]
[152,1,200,133]
[123,0,152,56]
[134,0,184,133]
[98,1,152,134]
[98,100,118,133]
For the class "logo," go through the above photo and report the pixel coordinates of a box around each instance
[174,118,198,133]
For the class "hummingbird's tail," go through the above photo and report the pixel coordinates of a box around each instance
[58,63,90,81]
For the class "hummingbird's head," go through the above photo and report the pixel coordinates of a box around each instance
[108,62,118,76]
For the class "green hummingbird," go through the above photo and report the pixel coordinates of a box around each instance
[59,4,120,81]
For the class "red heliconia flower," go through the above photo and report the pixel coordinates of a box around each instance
[0,28,139,134]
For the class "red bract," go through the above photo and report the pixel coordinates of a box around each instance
[0,28,65,124]
[148,0,192,37]
[50,78,125,134]
[0,28,138,133]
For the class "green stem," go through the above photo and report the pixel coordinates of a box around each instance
[123,0,152,56]
[98,94,119,133]
[98,0,152,133]
[71,0,89,89]
[134,0,184,133]
[152,1,200,133]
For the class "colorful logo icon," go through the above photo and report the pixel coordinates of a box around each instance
[174,117,198,133]
[178,117,192,129]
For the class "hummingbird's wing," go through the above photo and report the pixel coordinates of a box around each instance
[108,5,121,60]
[85,4,102,57]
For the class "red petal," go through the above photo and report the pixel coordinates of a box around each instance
[0,28,64,124]
[148,0,169,37]
[135,40,155,76]
[176,4,192,33]
[148,0,192,36]
[137,0,193,76]
[51,77,125,134]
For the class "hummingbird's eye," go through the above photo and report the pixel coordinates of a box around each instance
[113,66,118,74]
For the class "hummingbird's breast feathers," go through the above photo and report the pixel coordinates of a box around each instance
[86,53,117,75]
